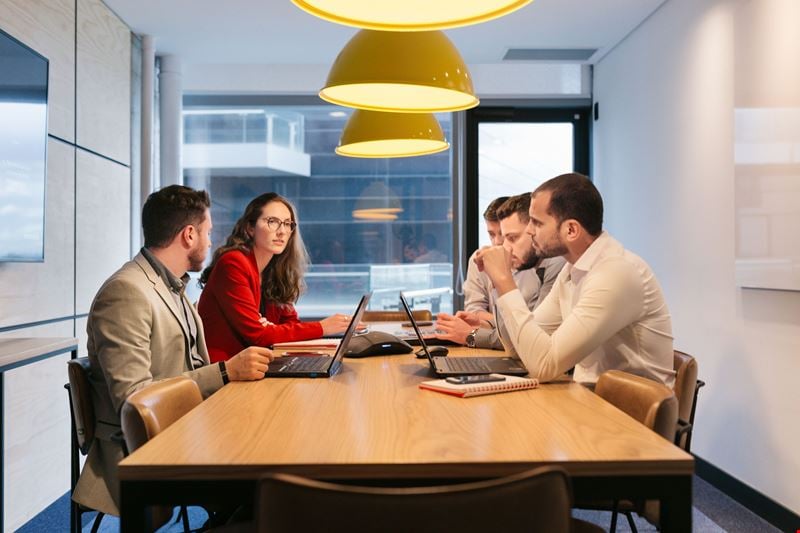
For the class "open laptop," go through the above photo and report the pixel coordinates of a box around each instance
[264,293,370,378]
[399,293,528,377]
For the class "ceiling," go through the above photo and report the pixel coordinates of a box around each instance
[104,0,667,66]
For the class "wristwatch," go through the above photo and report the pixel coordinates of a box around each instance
[465,328,479,348]
[219,361,230,385]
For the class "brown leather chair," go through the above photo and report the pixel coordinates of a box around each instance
[121,376,203,531]
[65,357,105,533]
[362,309,433,322]
[254,466,603,533]
[596,370,679,441]
[673,350,704,451]
[590,370,679,533]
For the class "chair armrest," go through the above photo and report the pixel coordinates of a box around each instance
[674,419,692,446]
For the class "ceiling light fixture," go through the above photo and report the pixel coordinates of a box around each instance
[336,110,449,158]
[320,30,478,113]
[292,0,533,31]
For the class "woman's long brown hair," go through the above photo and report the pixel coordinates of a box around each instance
[199,193,309,304]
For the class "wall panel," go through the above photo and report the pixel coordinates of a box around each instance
[75,150,131,315]
[1,320,74,532]
[0,138,75,328]
[76,0,131,164]
[0,0,76,142]
[0,0,132,530]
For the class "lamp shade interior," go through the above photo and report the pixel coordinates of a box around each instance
[292,0,533,31]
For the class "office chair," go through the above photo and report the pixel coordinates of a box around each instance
[362,309,432,322]
[673,350,705,452]
[591,370,680,533]
[120,376,203,532]
[65,357,105,533]
[254,467,603,533]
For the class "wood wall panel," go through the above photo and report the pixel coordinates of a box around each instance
[76,0,131,164]
[2,320,74,532]
[0,138,75,328]
[1,0,132,529]
[0,0,76,142]
[75,150,131,315]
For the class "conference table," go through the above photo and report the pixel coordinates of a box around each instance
[118,340,693,531]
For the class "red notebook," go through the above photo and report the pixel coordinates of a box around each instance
[419,374,538,398]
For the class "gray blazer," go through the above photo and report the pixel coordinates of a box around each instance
[73,252,224,516]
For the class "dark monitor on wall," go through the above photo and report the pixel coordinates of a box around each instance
[0,28,48,262]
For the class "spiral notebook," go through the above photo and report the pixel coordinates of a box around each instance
[419,374,538,398]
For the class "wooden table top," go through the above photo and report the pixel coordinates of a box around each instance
[119,347,692,482]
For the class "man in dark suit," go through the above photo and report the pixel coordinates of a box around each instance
[73,185,273,516]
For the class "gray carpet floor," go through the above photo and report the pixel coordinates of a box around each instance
[16,475,782,532]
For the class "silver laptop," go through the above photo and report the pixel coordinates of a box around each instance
[264,293,370,378]
[399,293,528,377]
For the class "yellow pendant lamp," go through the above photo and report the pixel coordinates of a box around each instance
[292,0,533,32]
[336,110,449,158]
[320,30,479,113]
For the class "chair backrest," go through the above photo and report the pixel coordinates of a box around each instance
[672,350,698,424]
[595,370,678,441]
[66,357,95,455]
[256,466,574,533]
[362,309,432,322]
[120,376,202,454]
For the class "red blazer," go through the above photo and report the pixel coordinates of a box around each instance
[198,249,323,362]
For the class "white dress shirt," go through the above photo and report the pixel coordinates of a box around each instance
[496,232,675,385]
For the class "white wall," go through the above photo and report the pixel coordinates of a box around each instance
[594,0,800,515]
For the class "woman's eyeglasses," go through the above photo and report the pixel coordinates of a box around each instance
[264,216,297,232]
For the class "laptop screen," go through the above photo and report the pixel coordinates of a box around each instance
[398,293,435,366]
[329,293,371,373]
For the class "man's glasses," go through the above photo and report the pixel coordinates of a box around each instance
[264,216,297,232]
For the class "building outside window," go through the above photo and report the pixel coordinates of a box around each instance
[182,103,453,316]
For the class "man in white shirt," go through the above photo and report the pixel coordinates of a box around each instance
[437,194,564,350]
[476,173,674,385]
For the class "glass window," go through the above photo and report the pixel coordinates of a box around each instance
[477,122,574,248]
[464,107,591,254]
[182,104,453,317]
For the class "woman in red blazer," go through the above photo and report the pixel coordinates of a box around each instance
[198,193,352,362]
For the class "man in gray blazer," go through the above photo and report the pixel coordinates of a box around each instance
[73,185,273,516]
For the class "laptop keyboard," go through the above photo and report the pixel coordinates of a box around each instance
[273,355,331,372]
[442,357,492,373]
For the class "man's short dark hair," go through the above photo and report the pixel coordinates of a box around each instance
[483,196,510,222]
[495,194,531,224]
[142,185,211,248]
[533,173,603,236]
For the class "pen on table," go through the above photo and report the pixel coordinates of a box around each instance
[281,351,327,357]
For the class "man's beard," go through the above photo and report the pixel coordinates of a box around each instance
[533,237,568,260]
[517,247,539,271]
[188,245,206,272]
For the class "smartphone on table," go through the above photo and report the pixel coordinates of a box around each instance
[445,375,506,385]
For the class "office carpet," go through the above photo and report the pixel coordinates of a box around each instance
[16,476,782,532]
